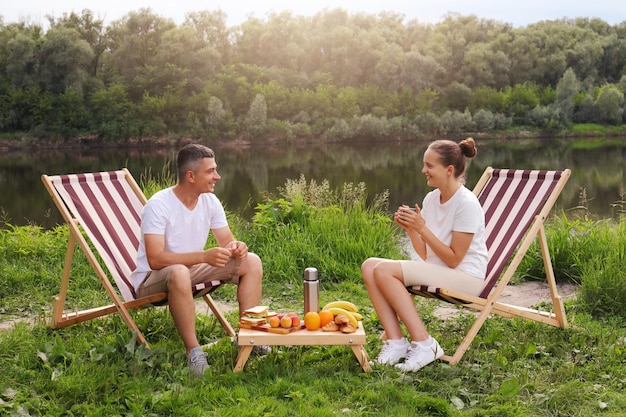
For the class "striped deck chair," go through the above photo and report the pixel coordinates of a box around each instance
[408,167,571,365]
[41,169,236,348]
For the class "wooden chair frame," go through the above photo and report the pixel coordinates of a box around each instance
[41,169,236,348]
[408,167,571,365]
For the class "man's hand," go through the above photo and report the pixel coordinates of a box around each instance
[228,241,248,260]
[204,247,234,267]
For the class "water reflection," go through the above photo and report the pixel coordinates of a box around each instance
[1,138,624,229]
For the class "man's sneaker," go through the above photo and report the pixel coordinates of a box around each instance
[251,345,272,356]
[372,338,410,365]
[188,347,209,377]
[395,337,444,372]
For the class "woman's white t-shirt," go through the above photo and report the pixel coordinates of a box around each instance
[130,187,228,290]
[421,185,488,279]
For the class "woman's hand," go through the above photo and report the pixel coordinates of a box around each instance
[395,205,428,259]
[394,205,424,232]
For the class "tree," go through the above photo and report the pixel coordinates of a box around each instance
[254,81,295,120]
[504,83,540,122]
[334,87,360,118]
[593,84,624,124]
[5,33,38,88]
[469,86,505,113]
[38,26,93,94]
[401,50,445,92]
[104,8,176,98]
[554,68,581,125]
[88,83,136,139]
[183,10,232,64]
[458,42,511,89]
[48,10,107,78]
[206,96,226,126]
[473,109,496,131]
[44,88,89,138]
[371,44,403,91]
[246,94,267,136]
[440,82,472,112]
[413,89,440,115]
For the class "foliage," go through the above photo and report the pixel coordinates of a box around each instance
[246,175,402,289]
[139,159,177,199]
[592,85,625,125]
[577,219,626,318]
[1,10,626,141]
[517,208,626,320]
[518,214,592,284]
[245,94,268,137]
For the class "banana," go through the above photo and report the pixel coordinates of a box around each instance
[327,307,358,327]
[322,300,358,313]
[351,312,363,321]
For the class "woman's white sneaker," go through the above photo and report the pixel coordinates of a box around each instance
[395,338,444,372]
[373,338,410,365]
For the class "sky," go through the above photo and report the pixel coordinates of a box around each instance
[3,0,626,28]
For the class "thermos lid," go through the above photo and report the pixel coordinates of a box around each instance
[304,267,318,281]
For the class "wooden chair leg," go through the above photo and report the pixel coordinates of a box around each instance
[203,293,236,339]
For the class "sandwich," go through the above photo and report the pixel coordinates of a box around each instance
[240,305,270,325]
[243,305,269,318]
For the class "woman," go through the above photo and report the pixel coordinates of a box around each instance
[362,138,488,372]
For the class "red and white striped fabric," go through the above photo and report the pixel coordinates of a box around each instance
[410,169,565,299]
[49,170,223,303]
[50,171,144,301]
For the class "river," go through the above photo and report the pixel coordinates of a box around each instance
[1,138,625,229]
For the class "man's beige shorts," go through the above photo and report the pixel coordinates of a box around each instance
[137,258,241,297]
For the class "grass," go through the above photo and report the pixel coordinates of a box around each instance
[1,177,626,416]
[570,123,626,136]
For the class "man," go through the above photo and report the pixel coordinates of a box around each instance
[130,144,263,377]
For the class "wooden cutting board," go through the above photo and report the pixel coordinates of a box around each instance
[238,322,306,334]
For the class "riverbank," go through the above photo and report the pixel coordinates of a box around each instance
[2,126,625,153]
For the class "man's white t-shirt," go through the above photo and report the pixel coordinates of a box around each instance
[421,185,488,279]
[130,187,228,290]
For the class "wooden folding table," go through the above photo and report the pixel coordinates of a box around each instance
[234,322,371,372]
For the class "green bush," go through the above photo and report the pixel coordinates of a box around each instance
[243,176,403,287]
[516,211,626,319]
[517,213,606,284]
[473,109,496,132]
[577,220,626,318]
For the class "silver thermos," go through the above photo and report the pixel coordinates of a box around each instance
[303,267,320,314]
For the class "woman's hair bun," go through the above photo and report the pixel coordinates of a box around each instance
[459,137,477,158]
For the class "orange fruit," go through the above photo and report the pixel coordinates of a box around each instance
[304,311,321,331]
[318,310,334,327]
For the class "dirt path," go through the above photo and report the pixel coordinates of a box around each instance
[432,280,578,319]
[0,281,577,331]
[0,300,237,331]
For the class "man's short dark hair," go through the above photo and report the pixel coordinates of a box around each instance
[176,144,215,180]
